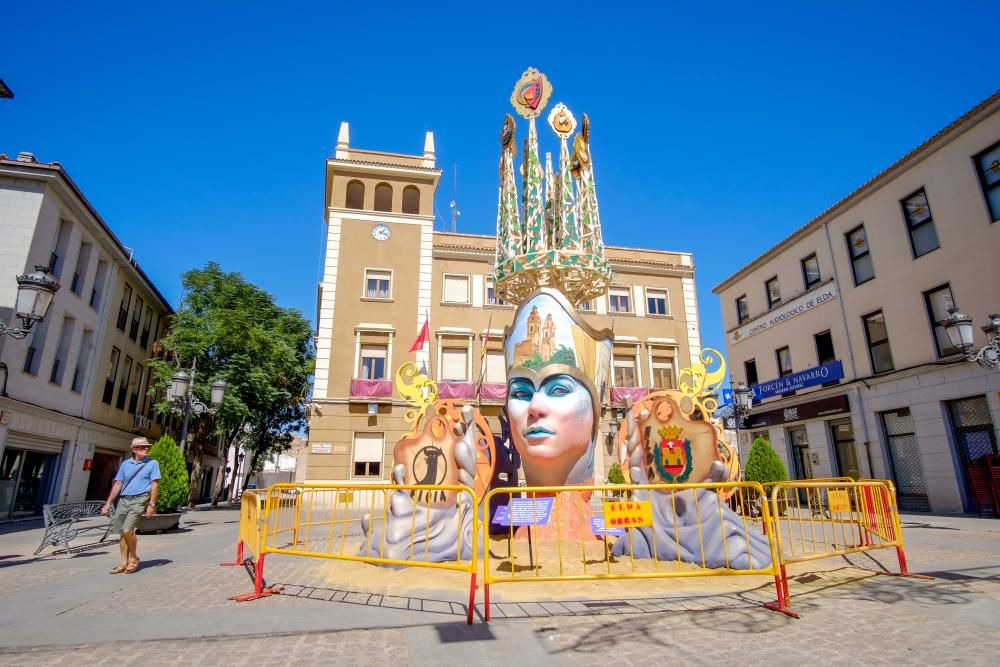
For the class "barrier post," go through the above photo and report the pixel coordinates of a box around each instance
[219,539,244,567]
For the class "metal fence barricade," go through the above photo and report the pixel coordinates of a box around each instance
[768,479,930,605]
[220,490,263,567]
[481,482,797,619]
[231,483,481,623]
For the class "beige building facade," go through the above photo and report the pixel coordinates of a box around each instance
[0,154,175,518]
[305,125,702,485]
[714,91,1000,514]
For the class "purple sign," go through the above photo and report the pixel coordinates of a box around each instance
[591,515,626,537]
[491,497,554,526]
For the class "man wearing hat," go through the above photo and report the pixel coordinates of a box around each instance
[100,437,161,573]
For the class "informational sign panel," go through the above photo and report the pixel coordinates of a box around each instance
[311,442,333,454]
[731,282,838,343]
[751,360,844,400]
[602,500,653,528]
[491,497,555,526]
[590,515,626,537]
[827,490,851,513]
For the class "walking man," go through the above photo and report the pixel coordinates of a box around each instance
[101,437,161,573]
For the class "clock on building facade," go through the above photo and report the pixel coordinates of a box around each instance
[372,224,391,241]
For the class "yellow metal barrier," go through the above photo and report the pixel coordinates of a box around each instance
[235,482,481,623]
[768,479,927,604]
[220,490,263,567]
[481,482,797,619]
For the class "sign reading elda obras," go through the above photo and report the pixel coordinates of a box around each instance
[731,281,838,343]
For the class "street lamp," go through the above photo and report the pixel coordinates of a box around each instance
[941,308,1000,370]
[0,266,60,339]
[167,357,227,454]
[728,378,753,466]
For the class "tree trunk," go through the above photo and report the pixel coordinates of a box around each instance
[210,435,228,507]
[187,440,205,509]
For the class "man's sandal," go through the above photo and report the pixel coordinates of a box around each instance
[110,564,128,574]
[124,560,140,574]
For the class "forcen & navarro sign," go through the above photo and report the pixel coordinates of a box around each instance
[752,360,844,400]
[731,281,838,343]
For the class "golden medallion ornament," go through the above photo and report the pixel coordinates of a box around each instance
[510,67,553,120]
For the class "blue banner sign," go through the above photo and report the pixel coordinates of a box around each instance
[590,515,626,537]
[722,388,733,405]
[491,497,555,526]
[751,360,844,400]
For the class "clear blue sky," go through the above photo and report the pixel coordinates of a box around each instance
[4,2,998,380]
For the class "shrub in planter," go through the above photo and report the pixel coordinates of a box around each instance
[148,435,188,514]
[606,461,627,498]
[744,435,789,515]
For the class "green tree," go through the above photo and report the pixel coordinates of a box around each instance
[148,262,314,507]
[744,435,789,485]
[607,462,626,484]
[148,435,188,513]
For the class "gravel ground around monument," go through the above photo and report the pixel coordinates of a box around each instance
[1,505,998,666]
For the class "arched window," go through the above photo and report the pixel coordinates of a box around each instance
[374,183,393,212]
[402,186,421,215]
[345,180,365,210]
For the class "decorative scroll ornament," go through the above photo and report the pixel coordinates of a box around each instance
[395,361,438,430]
[678,348,727,418]
[510,67,552,119]
[494,68,612,307]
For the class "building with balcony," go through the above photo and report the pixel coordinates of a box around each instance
[305,124,702,484]
[713,90,1000,514]
[0,153,173,519]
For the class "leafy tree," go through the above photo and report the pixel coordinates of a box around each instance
[148,435,188,513]
[744,435,789,485]
[607,462,626,484]
[148,262,314,507]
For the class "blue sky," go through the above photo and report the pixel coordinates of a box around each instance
[3,2,998,383]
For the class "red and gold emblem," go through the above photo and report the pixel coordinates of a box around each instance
[510,67,552,120]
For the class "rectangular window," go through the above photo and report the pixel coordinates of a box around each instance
[736,295,749,325]
[49,315,76,385]
[846,225,875,285]
[815,330,835,365]
[651,356,676,390]
[50,219,72,278]
[116,284,132,331]
[443,274,470,303]
[21,317,51,376]
[441,347,469,382]
[140,307,153,349]
[646,288,668,316]
[613,355,636,387]
[486,278,508,306]
[129,296,143,341]
[608,288,631,313]
[352,433,384,478]
[924,284,958,357]
[70,242,92,296]
[577,299,594,311]
[765,277,781,309]
[901,188,939,257]
[744,359,758,386]
[974,139,1000,222]
[776,346,793,377]
[484,350,506,384]
[364,269,391,299]
[359,345,387,380]
[116,356,133,409]
[129,367,144,414]
[72,329,94,393]
[863,310,894,373]
[801,254,820,289]
[102,347,121,404]
[879,407,929,511]
[90,260,109,310]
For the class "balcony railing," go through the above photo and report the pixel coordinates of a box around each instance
[610,387,652,404]
[437,382,475,399]
[349,378,392,399]
[132,415,152,432]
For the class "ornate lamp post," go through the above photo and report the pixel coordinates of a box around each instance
[166,357,227,454]
[941,309,1000,370]
[729,379,753,465]
[0,266,60,339]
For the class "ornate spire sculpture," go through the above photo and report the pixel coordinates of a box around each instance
[494,68,612,306]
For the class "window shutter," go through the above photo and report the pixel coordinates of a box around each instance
[485,350,506,383]
[444,275,469,303]
[353,433,384,463]
[442,348,468,381]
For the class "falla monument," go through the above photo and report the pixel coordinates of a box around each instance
[361,67,771,570]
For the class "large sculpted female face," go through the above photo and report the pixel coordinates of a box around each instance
[507,374,595,487]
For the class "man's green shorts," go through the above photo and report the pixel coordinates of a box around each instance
[112,493,150,532]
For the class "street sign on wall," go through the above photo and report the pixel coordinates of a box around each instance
[751,360,844,400]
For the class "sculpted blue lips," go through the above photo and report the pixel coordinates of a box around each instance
[524,426,555,437]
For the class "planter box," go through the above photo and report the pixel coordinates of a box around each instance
[136,512,182,534]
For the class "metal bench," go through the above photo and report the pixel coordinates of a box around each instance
[35,501,116,555]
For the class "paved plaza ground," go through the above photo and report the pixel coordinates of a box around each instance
[1,504,999,666]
